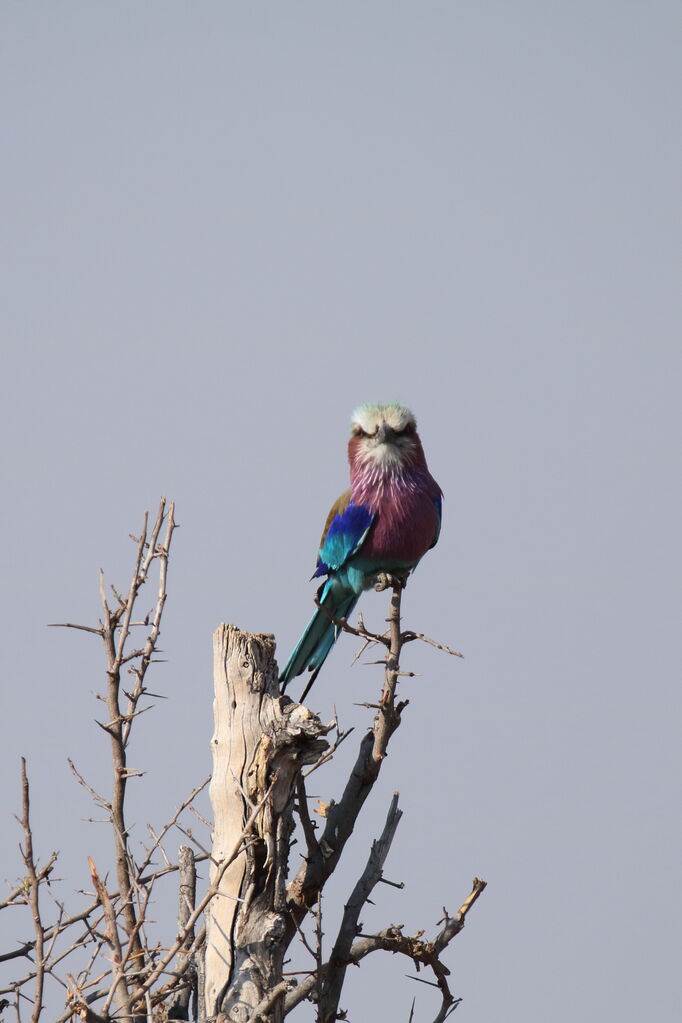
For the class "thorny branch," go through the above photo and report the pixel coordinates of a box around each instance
[287,581,414,924]
[98,500,176,981]
[281,577,479,1018]
[4,502,482,1022]
[18,758,48,1023]
[2,501,213,1021]
[121,780,277,1012]
[285,877,487,1021]
[318,792,403,1023]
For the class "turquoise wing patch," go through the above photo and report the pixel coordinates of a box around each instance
[315,500,374,575]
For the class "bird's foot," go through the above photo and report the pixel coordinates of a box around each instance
[374,571,409,592]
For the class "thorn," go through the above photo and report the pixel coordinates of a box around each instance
[378,877,405,890]
[406,974,439,989]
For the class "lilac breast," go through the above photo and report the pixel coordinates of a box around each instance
[359,482,440,566]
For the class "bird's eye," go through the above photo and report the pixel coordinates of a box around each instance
[401,422,416,436]
[351,425,368,437]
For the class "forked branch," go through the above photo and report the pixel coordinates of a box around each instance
[285,877,487,1020]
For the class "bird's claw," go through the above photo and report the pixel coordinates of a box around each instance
[373,571,408,592]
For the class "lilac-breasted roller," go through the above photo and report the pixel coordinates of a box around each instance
[280,402,442,695]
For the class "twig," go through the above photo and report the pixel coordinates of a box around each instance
[315,893,324,1012]
[378,876,405,890]
[4,851,208,982]
[288,911,320,965]
[313,593,390,648]
[246,978,296,1022]
[188,802,212,831]
[301,726,354,778]
[295,776,320,864]
[47,623,103,636]
[67,759,111,812]
[401,631,464,659]
[0,851,58,913]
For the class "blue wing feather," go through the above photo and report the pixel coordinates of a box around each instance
[282,495,373,687]
[314,495,374,576]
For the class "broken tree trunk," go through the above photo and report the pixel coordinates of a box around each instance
[205,624,329,1020]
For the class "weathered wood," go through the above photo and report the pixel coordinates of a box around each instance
[205,624,330,1020]
[169,846,196,1020]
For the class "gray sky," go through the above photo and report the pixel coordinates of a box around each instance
[1,3,680,1020]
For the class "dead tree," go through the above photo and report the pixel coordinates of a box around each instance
[1,502,485,1023]
[204,582,485,1023]
[204,625,330,1018]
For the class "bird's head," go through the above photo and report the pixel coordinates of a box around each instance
[348,402,426,473]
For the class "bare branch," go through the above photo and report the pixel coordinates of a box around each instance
[295,775,320,865]
[288,583,408,922]
[67,759,111,813]
[128,776,278,1006]
[318,792,403,1022]
[96,499,176,986]
[0,849,58,913]
[135,776,210,880]
[18,759,46,1023]
[313,592,390,648]
[433,878,488,954]
[169,846,197,1020]
[285,877,486,1017]
[47,623,103,636]
[87,857,129,1017]
[301,724,354,778]
[9,498,478,1023]
[246,978,296,1022]
[401,630,464,659]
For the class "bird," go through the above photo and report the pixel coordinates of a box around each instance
[280,402,442,697]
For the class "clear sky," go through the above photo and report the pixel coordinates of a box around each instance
[1,3,680,1021]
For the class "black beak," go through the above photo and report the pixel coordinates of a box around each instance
[375,423,394,444]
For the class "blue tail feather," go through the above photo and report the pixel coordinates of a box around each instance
[280,581,359,690]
